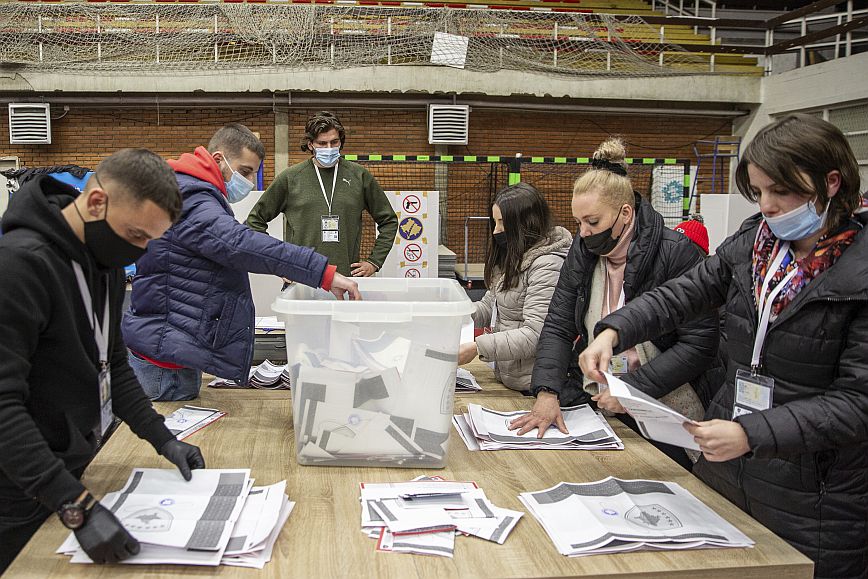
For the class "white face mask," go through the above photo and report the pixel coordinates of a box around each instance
[763,196,828,241]
[314,147,340,168]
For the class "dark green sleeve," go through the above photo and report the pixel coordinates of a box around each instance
[246,171,288,233]
[363,170,399,269]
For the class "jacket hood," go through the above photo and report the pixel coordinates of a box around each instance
[521,226,573,270]
[168,146,227,196]
[1,174,91,264]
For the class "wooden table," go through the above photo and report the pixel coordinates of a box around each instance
[6,360,813,578]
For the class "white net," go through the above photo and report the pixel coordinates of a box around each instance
[0,4,752,76]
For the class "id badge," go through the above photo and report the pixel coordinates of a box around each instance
[321,215,340,243]
[98,365,114,439]
[733,368,774,419]
[608,355,630,376]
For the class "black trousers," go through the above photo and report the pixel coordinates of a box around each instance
[0,490,52,574]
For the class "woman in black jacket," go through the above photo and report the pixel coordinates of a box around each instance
[581,114,868,578]
[510,138,719,468]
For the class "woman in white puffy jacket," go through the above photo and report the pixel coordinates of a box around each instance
[458,182,572,392]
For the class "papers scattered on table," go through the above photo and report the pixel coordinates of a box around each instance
[603,372,700,451]
[208,360,291,390]
[453,404,623,451]
[163,405,225,440]
[57,469,295,568]
[455,367,482,393]
[360,476,522,558]
[519,477,754,557]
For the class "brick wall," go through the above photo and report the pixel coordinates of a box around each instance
[1,107,276,181]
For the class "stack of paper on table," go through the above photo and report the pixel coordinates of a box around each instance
[455,368,482,393]
[519,477,754,557]
[603,372,701,451]
[163,405,225,441]
[255,316,285,331]
[359,476,522,558]
[57,469,295,568]
[453,404,623,451]
[290,331,456,466]
[208,360,291,390]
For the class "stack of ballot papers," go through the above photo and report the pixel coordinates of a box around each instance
[208,360,292,390]
[455,367,482,393]
[453,403,623,451]
[519,477,754,557]
[57,469,295,568]
[255,316,285,331]
[359,476,523,558]
[163,405,225,441]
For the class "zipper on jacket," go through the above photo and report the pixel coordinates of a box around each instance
[736,457,749,514]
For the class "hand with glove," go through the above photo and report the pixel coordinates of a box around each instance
[74,502,140,564]
[159,439,206,481]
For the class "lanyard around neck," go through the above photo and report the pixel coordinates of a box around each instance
[751,240,798,372]
[71,261,110,365]
[313,162,339,215]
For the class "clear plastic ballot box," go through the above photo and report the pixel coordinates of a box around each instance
[272,278,474,467]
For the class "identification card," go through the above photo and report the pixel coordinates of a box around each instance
[98,365,114,439]
[321,215,340,243]
[608,355,630,376]
[733,368,774,419]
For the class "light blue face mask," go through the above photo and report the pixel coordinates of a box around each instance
[314,146,340,168]
[222,155,255,204]
[763,196,828,241]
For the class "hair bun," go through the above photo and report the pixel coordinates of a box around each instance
[593,137,627,164]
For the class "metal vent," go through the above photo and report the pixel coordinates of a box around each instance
[8,103,51,144]
[428,105,469,145]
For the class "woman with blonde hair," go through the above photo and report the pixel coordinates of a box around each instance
[580,114,868,577]
[509,137,719,468]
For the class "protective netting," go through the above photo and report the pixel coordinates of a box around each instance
[0,3,743,76]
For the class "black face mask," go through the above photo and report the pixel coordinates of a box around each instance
[493,231,508,248]
[583,209,629,256]
[75,192,147,269]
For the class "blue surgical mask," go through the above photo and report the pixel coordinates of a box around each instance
[763,196,828,241]
[222,155,255,204]
[314,147,340,168]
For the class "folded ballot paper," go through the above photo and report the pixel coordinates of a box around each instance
[208,360,292,390]
[519,477,754,557]
[289,331,458,467]
[603,372,701,451]
[163,405,225,441]
[359,476,522,558]
[453,403,623,451]
[455,367,482,393]
[57,469,295,568]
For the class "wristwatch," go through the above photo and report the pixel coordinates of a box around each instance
[58,490,96,530]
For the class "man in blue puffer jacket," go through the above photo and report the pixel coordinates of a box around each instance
[123,124,360,401]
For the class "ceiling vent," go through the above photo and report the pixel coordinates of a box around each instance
[428,104,469,145]
[8,103,51,144]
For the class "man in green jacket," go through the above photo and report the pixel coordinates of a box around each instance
[246,111,398,277]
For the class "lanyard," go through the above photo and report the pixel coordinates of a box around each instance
[71,261,110,366]
[313,163,339,215]
[602,259,626,317]
[751,241,798,372]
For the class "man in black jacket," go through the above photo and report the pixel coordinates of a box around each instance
[0,149,206,572]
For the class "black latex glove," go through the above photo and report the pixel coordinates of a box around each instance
[74,502,140,564]
[159,439,206,481]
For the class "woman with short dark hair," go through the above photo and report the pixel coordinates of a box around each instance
[581,114,868,578]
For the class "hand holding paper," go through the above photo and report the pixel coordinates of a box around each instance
[578,328,619,383]
[684,419,751,462]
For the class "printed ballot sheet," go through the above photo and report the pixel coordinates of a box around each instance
[163,406,225,440]
[519,477,753,557]
[58,471,294,568]
[359,477,522,558]
[454,404,623,451]
[603,372,700,451]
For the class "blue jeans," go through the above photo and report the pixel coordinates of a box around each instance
[127,350,202,401]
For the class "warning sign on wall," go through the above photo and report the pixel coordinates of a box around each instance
[378,191,439,279]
